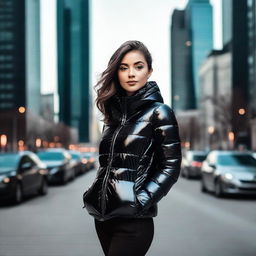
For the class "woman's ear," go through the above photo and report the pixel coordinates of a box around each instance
[148,68,153,78]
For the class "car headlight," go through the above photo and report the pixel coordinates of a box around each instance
[50,167,60,174]
[3,177,10,183]
[0,176,11,184]
[223,173,234,181]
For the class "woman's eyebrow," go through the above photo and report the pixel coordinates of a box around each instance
[120,61,145,66]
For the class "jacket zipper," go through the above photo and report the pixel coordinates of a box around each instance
[100,98,127,218]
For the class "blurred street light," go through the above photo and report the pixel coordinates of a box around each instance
[174,95,180,101]
[18,106,26,113]
[228,131,235,142]
[0,134,7,151]
[208,126,215,134]
[49,142,55,148]
[238,108,246,115]
[228,131,235,149]
[185,40,192,47]
[18,140,25,151]
[184,141,190,149]
[36,138,42,147]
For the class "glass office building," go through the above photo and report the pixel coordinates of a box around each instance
[171,9,195,111]
[0,0,41,150]
[0,0,26,112]
[248,0,256,116]
[222,0,232,46]
[185,0,213,107]
[57,0,90,143]
[247,0,256,149]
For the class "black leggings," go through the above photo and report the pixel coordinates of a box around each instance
[94,217,154,256]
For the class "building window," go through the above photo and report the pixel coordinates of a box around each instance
[0,31,13,41]
[0,21,13,29]
[0,102,14,109]
[0,83,14,90]
[247,0,253,7]
[0,93,13,99]
[0,63,13,69]
[0,73,13,79]
[0,44,14,50]
[0,55,13,61]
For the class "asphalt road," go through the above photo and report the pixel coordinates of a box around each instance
[0,169,256,256]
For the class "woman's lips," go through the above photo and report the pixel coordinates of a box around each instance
[127,81,137,85]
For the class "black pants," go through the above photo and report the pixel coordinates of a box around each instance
[94,217,154,256]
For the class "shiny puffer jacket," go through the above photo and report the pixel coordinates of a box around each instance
[83,81,181,221]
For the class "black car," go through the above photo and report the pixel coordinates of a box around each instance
[81,152,97,170]
[181,150,207,179]
[68,150,84,175]
[37,149,75,184]
[0,151,48,204]
[201,150,256,197]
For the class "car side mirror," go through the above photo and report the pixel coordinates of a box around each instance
[21,162,32,171]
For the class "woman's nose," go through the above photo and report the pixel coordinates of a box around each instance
[128,69,135,77]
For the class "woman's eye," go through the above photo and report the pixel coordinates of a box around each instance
[119,66,127,71]
[136,65,144,70]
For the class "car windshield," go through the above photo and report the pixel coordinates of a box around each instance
[70,153,80,159]
[192,155,206,161]
[37,152,64,161]
[218,154,256,167]
[0,154,19,171]
[83,152,95,157]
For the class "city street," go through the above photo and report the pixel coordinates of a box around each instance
[0,169,256,256]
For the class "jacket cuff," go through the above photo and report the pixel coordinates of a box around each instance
[136,189,152,211]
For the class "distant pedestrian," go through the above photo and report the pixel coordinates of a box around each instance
[83,40,181,256]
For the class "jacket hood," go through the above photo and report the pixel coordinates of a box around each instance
[108,81,163,123]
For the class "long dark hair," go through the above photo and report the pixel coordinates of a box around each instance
[94,40,152,123]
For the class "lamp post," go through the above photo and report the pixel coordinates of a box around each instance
[12,107,26,152]
[208,126,215,150]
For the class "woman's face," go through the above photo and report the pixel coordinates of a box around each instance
[118,50,153,96]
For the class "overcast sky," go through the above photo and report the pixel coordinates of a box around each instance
[41,0,222,105]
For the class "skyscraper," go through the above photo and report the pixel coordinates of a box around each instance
[247,0,256,149]
[220,0,250,148]
[0,0,41,150]
[185,0,213,107]
[171,10,194,110]
[57,0,90,143]
[222,0,232,46]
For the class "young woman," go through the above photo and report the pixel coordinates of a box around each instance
[83,40,181,256]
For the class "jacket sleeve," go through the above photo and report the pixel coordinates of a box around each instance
[136,104,182,210]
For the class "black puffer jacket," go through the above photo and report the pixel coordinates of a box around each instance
[83,81,181,221]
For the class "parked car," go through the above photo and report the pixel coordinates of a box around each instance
[201,150,256,197]
[68,150,84,175]
[0,151,48,204]
[181,150,207,179]
[37,149,75,184]
[81,152,97,170]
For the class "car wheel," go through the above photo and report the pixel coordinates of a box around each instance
[39,178,48,195]
[62,174,68,185]
[14,183,23,204]
[184,168,190,179]
[201,178,207,193]
[215,179,224,198]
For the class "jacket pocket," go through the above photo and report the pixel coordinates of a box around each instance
[83,178,102,215]
[104,179,138,216]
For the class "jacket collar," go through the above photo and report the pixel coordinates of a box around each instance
[108,81,163,123]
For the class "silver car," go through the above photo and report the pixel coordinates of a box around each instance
[201,150,256,197]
